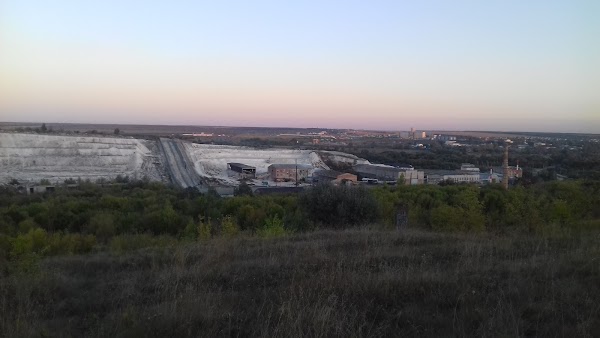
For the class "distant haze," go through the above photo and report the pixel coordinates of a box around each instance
[1,1,599,133]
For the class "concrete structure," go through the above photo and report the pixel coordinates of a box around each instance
[313,170,357,185]
[26,185,56,194]
[227,162,256,179]
[402,170,425,185]
[268,164,311,182]
[25,183,80,194]
[425,170,481,185]
[354,164,424,185]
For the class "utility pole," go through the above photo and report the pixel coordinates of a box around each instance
[295,159,298,186]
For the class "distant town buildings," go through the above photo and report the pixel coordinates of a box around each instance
[398,128,428,140]
[435,135,457,142]
[182,132,214,137]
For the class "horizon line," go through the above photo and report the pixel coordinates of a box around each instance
[1,120,599,136]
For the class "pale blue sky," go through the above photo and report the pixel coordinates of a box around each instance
[1,1,598,132]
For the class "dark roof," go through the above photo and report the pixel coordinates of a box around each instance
[424,170,481,176]
[354,164,402,173]
[387,163,414,169]
[228,162,255,170]
[315,169,344,179]
[269,164,312,170]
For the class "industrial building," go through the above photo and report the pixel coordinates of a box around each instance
[353,164,424,185]
[460,163,480,172]
[313,170,358,186]
[354,164,403,181]
[425,170,481,185]
[493,165,523,179]
[401,170,425,185]
[26,185,56,194]
[480,171,502,184]
[227,163,256,179]
[268,164,312,182]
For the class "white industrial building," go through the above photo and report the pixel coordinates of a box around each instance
[425,170,481,185]
[354,164,424,185]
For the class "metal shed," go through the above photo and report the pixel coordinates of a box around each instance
[227,163,256,178]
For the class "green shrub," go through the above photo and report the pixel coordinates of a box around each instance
[10,228,96,258]
[299,185,379,228]
[18,218,38,234]
[220,216,239,238]
[46,233,96,255]
[87,213,116,240]
[11,228,48,257]
[182,219,196,240]
[257,215,286,238]
[198,219,212,240]
[431,203,485,232]
[0,234,12,262]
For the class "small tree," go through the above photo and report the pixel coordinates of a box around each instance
[257,215,286,238]
[397,173,406,186]
[40,123,47,132]
[220,215,239,237]
[234,181,253,196]
[198,217,212,240]
[183,220,197,240]
[114,128,120,135]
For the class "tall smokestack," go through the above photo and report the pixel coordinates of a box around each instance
[502,140,510,189]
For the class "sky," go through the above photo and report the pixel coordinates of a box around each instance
[0,1,599,133]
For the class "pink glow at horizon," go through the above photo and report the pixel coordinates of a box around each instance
[1,1,598,133]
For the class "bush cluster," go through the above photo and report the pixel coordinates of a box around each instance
[371,180,600,233]
[1,180,599,263]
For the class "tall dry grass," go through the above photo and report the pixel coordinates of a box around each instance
[1,229,599,337]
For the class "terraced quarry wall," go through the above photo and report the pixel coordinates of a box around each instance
[0,133,163,184]
[184,143,330,186]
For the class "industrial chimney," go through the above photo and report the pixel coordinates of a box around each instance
[502,139,512,189]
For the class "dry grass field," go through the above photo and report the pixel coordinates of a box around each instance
[1,229,599,337]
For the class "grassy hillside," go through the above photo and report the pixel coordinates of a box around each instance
[2,229,598,337]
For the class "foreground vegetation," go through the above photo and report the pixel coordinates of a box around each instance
[0,180,599,335]
[1,229,598,337]
[1,180,599,265]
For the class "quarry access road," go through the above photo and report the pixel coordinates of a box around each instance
[159,138,203,189]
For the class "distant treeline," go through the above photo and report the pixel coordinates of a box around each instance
[1,180,599,265]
